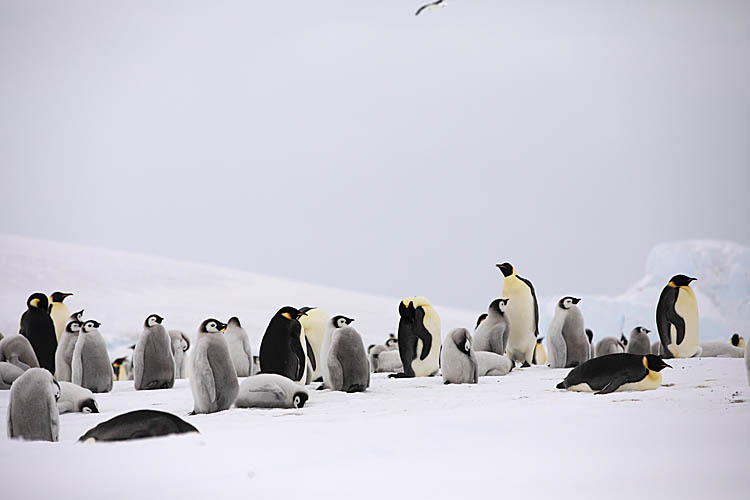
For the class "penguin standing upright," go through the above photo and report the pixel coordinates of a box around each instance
[168,330,191,379]
[133,314,175,390]
[299,307,329,381]
[473,298,510,355]
[325,323,370,392]
[389,296,441,378]
[656,275,700,358]
[71,320,113,393]
[297,307,317,384]
[19,293,57,373]
[745,338,749,386]
[224,317,254,377]
[55,319,82,382]
[48,292,73,342]
[259,307,309,383]
[320,315,356,384]
[496,263,539,367]
[189,318,239,414]
[626,327,651,356]
[532,337,547,365]
[547,297,589,369]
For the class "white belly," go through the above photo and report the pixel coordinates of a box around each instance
[568,371,662,392]
[668,287,699,358]
[50,304,70,342]
[502,277,536,360]
[410,337,441,377]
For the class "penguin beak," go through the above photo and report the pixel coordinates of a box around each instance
[572,298,581,304]
[661,360,672,369]
[219,322,227,333]
[688,277,697,282]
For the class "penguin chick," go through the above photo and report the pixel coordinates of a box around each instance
[190,318,238,414]
[57,381,99,414]
[385,333,398,350]
[547,297,588,368]
[7,368,60,441]
[235,373,309,409]
[72,320,113,393]
[441,328,478,384]
[626,327,651,356]
[169,329,191,379]
[224,317,253,377]
[0,335,39,370]
[475,313,488,330]
[0,362,25,390]
[371,349,403,373]
[320,315,356,384]
[594,336,626,357]
[55,319,81,382]
[473,298,510,355]
[476,351,514,376]
[133,314,175,390]
[697,341,744,358]
[325,325,370,392]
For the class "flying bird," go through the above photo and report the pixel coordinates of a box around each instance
[415,0,445,16]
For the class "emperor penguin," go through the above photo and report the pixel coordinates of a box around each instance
[496,263,539,367]
[133,314,175,390]
[259,307,309,383]
[696,341,744,358]
[441,328,478,384]
[168,329,191,379]
[476,351,514,376]
[189,318,239,414]
[72,320,113,393]
[235,373,309,409]
[585,329,595,358]
[78,410,198,442]
[473,298,510,355]
[325,323,370,392]
[224,317,254,377]
[370,348,403,373]
[49,291,73,342]
[57,381,99,414]
[297,307,318,384]
[730,333,745,349]
[626,327,651,356]
[656,274,700,358]
[594,336,626,357]
[299,307,329,381]
[7,367,60,441]
[0,334,39,370]
[650,341,663,356]
[320,315,355,384]
[0,362,25,389]
[55,319,82,382]
[547,297,589,369]
[556,353,671,394]
[532,337,547,365]
[19,293,57,373]
[389,297,441,378]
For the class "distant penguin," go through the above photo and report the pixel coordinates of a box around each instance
[0,362,24,389]
[224,317,253,377]
[168,330,191,379]
[650,341,663,356]
[730,333,745,349]
[585,329,595,358]
[49,292,73,342]
[697,342,744,358]
[620,334,629,348]
[475,313,488,329]
[556,354,671,394]
[390,297,441,378]
[235,373,309,409]
[547,297,589,369]
[325,324,370,392]
[626,327,651,356]
[133,314,175,390]
[370,348,403,373]
[473,298,510,355]
[259,307,310,383]
[190,318,239,414]
[320,315,355,384]
[385,333,398,350]
[71,320,113,393]
[441,328,478,384]
[496,263,539,367]
[19,293,57,373]
[0,334,39,370]
[55,319,82,382]
[70,309,84,322]
[78,410,198,442]
[656,274,700,358]
[299,307,329,381]
[476,351,514,376]
[7,368,60,441]
[595,336,626,357]
[532,337,547,365]
[57,381,99,414]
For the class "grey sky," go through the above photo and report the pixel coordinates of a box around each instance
[1,1,748,310]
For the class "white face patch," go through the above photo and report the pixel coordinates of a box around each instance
[83,407,92,414]
[83,321,96,333]
[464,340,471,352]
[293,396,301,408]
[69,322,81,333]
[337,318,346,328]
[499,301,507,313]
[563,299,572,309]
[206,322,218,333]
[147,316,157,327]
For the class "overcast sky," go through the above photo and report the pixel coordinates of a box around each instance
[1,1,748,310]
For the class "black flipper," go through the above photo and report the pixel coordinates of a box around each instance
[517,275,540,337]
[305,336,316,371]
[595,376,628,395]
[656,286,680,357]
[291,332,306,382]
[556,381,565,389]
[414,307,433,361]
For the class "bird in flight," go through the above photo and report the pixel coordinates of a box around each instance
[415,0,445,17]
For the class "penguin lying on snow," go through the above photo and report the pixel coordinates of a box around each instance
[697,342,744,358]
[441,328,478,384]
[0,334,39,370]
[235,373,309,409]
[556,354,671,394]
[370,347,403,373]
[57,381,99,414]
[476,351,513,376]
[0,362,25,389]
[79,410,198,442]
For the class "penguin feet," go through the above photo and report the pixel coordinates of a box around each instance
[388,373,414,379]
[521,361,531,368]
[316,383,327,391]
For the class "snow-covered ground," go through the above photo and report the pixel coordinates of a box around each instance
[0,359,748,499]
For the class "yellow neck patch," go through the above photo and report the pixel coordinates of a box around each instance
[281,312,292,320]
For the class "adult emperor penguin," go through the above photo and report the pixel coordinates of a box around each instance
[496,263,539,367]
[190,318,239,414]
[55,319,82,382]
[133,314,175,390]
[224,317,254,377]
[19,293,57,373]
[476,351,514,376]
[656,274,700,358]
[57,381,99,414]
[532,337,547,365]
[259,306,309,383]
[594,336,626,357]
[626,327,651,356]
[78,410,198,442]
[168,330,191,379]
[319,315,355,384]
[235,373,309,409]
[72,320,113,393]
[299,307,329,381]
[730,333,745,349]
[7,368,60,441]
[547,297,589,369]
[297,307,318,384]
[48,291,73,342]
[556,353,671,394]
[325,323,370,392]
[473,298,510,355]
[441,328,478,384]
[389,297,441,378]
[0,334,39,370]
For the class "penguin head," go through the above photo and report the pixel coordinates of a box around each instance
[278,306,306,321]
[70,309,85,321]
[385,335,398,347]
[620,334,628,346]
[368,344,376,354]
[490,298,509,314]
[145,314,164,328]
[293,391,308,409]
[475,313,488,329]
[298,306,317,316]
[80,398,99,414]
[331,315,355,329]
[82,320,101,333]
[227,316,242,328]
[53,379,61,401]
[669,274,697,287]
[450,328,472,355]
[65,320,82,334]
[644,355,671,372]
[50,292,73,303]
[496,262,514,277]
[558,297,581,310]
[537,336,545,345]
[200,318,227,334]
[585,329,594,343]
[730,333,743,347]
[634,326,650,335]
[27,292,49,311]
